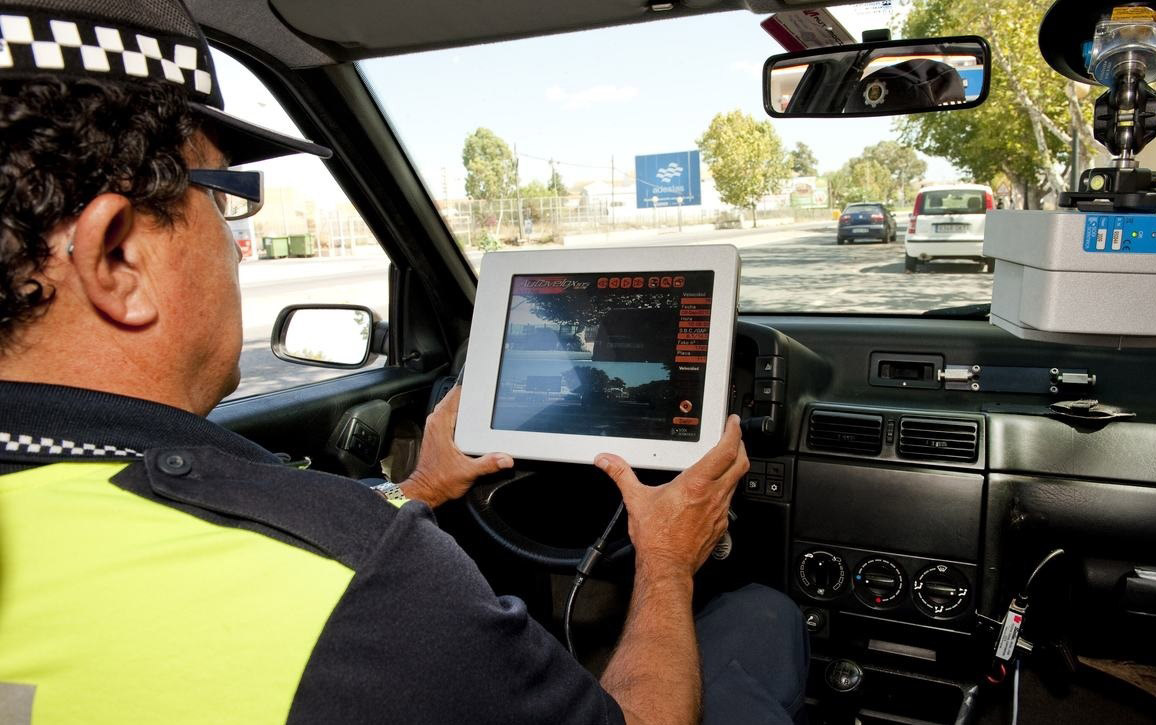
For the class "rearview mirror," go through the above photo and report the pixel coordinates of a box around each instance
[764,35,990,118]
[271,304,386,369]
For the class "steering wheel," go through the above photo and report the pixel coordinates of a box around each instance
[465,467,635,570]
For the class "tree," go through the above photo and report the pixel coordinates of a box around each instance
[828,157,893,208]
[462,128,516,201]
[517,180,551,222]
[788,142,819,176]
[897,0,1100,207]
[519,180,551,198]
[861,141,927,205]
[566,366,611,403]
[528,290,674,337]
[825,142,926,207]
[696,110,791,227]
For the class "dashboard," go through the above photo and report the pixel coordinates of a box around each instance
[724,315,1156,721]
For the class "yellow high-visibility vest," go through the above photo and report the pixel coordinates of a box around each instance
[0,462,354,724]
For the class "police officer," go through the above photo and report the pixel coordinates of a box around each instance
[0,1,808,723]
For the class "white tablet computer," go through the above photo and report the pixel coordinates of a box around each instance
[455,244,740,471]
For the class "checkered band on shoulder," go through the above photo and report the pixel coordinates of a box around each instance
[0,11,212,100]
[0,431,141,459]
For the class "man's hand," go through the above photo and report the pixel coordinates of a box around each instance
[596,415,749,725]
[595,415,748,581]
[400,385,513,508]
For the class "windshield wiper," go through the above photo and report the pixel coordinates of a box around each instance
[922,303,991,320]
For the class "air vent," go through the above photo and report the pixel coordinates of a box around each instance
[898,417,979,462]
[807,411,883,455]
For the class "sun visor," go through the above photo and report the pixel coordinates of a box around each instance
[267,0,745,58]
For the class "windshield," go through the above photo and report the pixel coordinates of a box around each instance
[919,189,987,215]
[359,4,1091,315]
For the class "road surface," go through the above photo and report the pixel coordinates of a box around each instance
[229,222,993,400]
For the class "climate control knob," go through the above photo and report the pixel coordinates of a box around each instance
[797,550,847,599]
[853,557,905,609]
[913,563,971,619]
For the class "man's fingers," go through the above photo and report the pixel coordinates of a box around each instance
[687,415,743,478]
[717,448,749,495]
[472,452,514,478]
[435,385,463,429]
[595,453,643,501]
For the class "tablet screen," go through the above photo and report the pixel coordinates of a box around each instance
[492,271,715,442]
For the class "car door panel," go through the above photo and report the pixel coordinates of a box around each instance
[210,366,443,475]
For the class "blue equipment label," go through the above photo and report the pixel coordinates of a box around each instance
[1083,213,1156,254]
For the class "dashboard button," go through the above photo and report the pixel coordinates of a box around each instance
[744,474,765,495]
[798,550,848,599]
[853,557,905,609]
[913,564,971,619]
[748,459,768,474]
[765,461,785,477]
[803,608,827,632]
[765,479,784,498]
[753,379,785,402]
[755,355,786,379]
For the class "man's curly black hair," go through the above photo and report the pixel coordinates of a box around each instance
[0,77,198,351]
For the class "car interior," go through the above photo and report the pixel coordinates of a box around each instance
[192,1,1156,723]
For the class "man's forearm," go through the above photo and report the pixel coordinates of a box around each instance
[600,561,700,725]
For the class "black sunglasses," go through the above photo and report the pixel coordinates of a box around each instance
[188,169,264,221]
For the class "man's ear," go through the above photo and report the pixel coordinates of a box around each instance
[70,193,159,327]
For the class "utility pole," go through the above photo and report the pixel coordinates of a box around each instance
[550,158,560,234]
[610,155,616,231]
[514,144,524,243]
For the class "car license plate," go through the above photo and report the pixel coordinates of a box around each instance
[852,227,869,233]
[936,223,969,233]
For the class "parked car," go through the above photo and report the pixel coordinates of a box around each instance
[905,184,994,272]
[836,202,896,244]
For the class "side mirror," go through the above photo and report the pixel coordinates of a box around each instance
[764,35,990,118]
[271,304,387,369]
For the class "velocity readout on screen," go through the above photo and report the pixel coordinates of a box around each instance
[491,271,715,441]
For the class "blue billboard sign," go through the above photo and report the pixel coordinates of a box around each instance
[635,151,702,209]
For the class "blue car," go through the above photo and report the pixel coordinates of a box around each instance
[837,202,897,244]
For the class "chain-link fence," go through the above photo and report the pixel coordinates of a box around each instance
[438,195,835,248]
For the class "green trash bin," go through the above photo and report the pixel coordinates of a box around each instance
[287,234,315,258]
[260,236,290,259]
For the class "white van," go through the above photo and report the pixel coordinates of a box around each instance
[905,184,994,272]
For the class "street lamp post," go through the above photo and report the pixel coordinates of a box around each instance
[651,195,659,229]
[676,196,683,232]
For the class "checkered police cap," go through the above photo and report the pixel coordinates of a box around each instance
[0,0,331,164]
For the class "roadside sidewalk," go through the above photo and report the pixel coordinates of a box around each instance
[238,246,389,286]
[463,218,834,267]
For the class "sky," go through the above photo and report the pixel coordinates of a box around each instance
[214,3,961,201]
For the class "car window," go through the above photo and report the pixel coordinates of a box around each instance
[357,6,1067,315]
[919,190,987,215]
[212,50,390,401]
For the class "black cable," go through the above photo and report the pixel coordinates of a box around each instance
[564,501,626,657]
[1023,548,1065,597]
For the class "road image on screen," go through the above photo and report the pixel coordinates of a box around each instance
[492,271,715,441]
